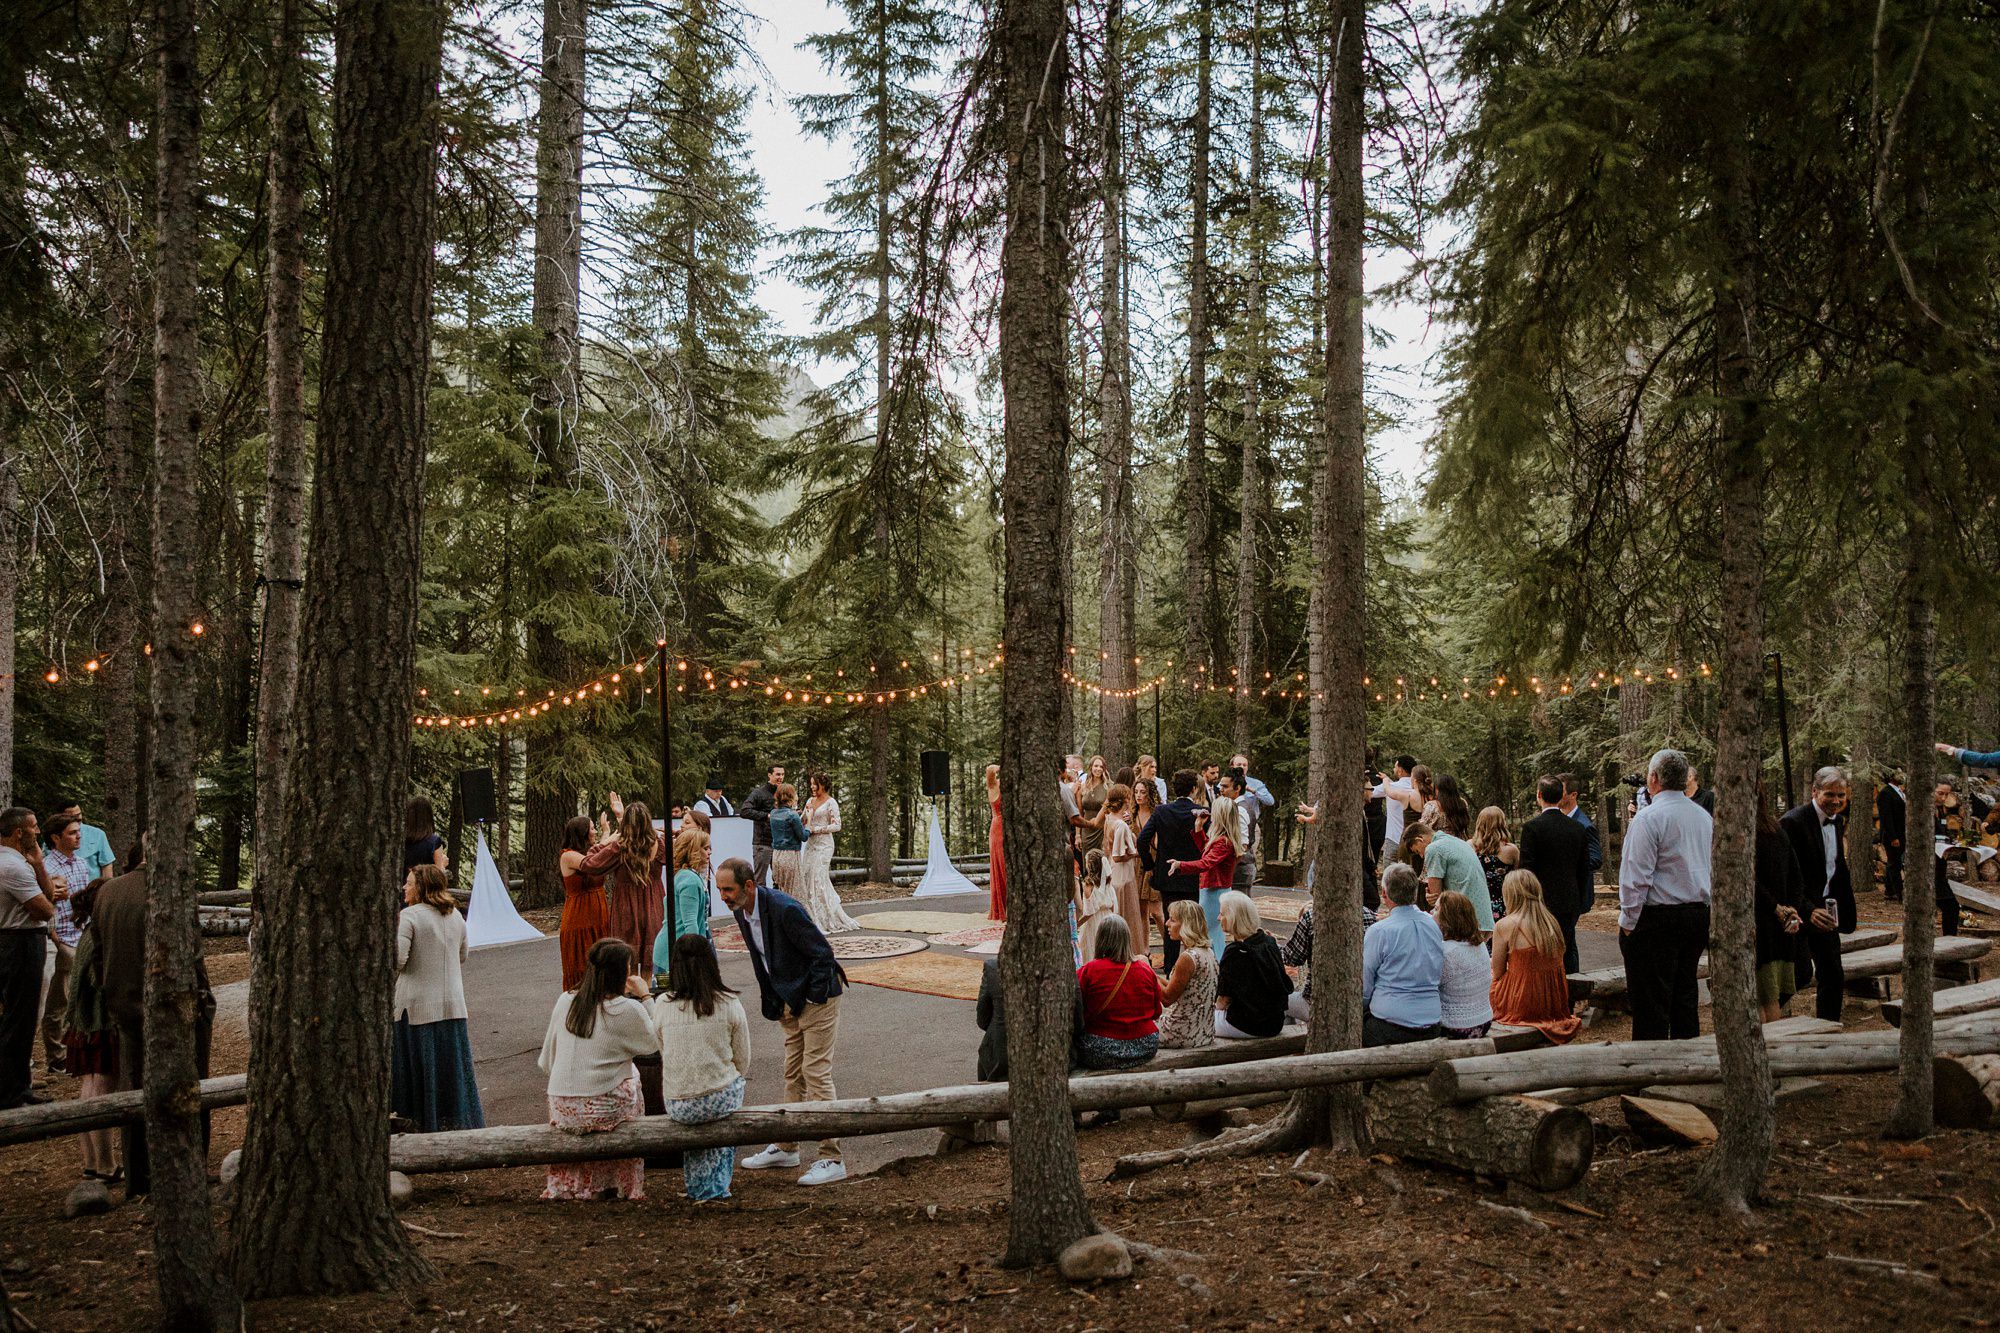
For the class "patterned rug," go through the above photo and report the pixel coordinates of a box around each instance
[848,910,991,935]
[708,922,928,961]
[963,940,1002,956]
[935,922,1007,949]
[845,951,984,1002]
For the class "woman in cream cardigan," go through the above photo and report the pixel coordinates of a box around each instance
[539,937,659,1200]
[392,864,485,1132]
[655,934,752,1200]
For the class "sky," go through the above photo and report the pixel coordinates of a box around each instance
[734,0,1442,492]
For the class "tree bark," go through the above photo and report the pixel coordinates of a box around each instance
[1363,1079,1595,1191]
[995,0,1093,1268]
[1692,134,1772,1213]
[1231,0,1265,760]
[146,0,240,1323]
[521,0,588,911]
[1887,430,1938,1138]
[866,0,895,881]
[1297,0,1369,1154]
[254,0,311,906]
[232,0,445,1297]
[99,125,147,855]
[1179,2,1213,680]
[1094,0,1136,762]
[1933,1054,2000,1130]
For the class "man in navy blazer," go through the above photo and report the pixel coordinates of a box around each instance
[717,857,849,1186]
[1138,768,1206,969]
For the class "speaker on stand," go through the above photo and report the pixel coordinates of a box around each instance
[920,749,951,850]
[457,768,497,825]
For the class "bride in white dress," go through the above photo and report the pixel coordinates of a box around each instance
[798,772,860,935]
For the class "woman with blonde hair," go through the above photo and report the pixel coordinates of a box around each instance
[767,783,808,895]
[1489,870,1582,1042]
[1469,806,1519,923]
[1212,889,1292,1040]
[653,825,712,980]
[583,797,667,971]
[1156,900,1218,1049]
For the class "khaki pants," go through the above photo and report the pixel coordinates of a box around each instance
[40,935,74,1067]
[776,993,841,1161]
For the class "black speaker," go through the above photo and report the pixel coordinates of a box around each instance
[456,768,497,824]
[920,750,951,797]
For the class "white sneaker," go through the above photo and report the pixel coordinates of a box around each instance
[797,1159,847,1187]
[740,1146,800,1171]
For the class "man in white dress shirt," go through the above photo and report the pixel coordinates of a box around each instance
[1370,755,1418,863]
[1618,749,1713,1041]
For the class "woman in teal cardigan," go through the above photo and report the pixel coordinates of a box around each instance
[654,826,713,982]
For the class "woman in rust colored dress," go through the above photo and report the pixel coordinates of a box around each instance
[581,800,666,975]
[1488,869,1582,1043]
[557,816,610,992]
[986,763,1007,921]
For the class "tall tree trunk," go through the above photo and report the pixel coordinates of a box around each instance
[1693,133,1773,1213]
[145,0,240,1322]
[1231,2,1265,759]
[100,298,146,856]
[233,0,445,1296]
[255,0,310,904]
[1094,0,1135,762]
[1298,0,1368,1152]
[1887,434,1937,1138]
[0,458,16,810]
[522,0,588,909]
[867,0,894,881]
[216,493,257,893]
[996,0,1093,1266]
[1180,3,1213,680]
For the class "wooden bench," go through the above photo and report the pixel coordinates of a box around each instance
[1954,881,2000,919]
[1570,928,1901,1007]
[1882,976,2000,1028]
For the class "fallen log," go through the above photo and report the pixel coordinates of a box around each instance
[1883,977,2000,1028]
[0,1074,248,1146]
[1934,1053,2000,1130]
[389,1038,1497,1174]
[1430,1026,2000,1105]
[1620,1094,1717,1146]
[1363,1077,1594,1191]
[1842,936,1991,980]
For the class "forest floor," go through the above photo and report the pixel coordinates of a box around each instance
[5,882,1998,1329]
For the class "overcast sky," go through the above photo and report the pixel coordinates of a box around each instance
[733,0,1441,492]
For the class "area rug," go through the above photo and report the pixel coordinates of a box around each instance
[1253,896,1308,923]
[844,951,985,1002]
[710,921,748,953]
[963,940,1002,956]
[707,922,927,962]
[850,910,991,935]
[935,922,1007,949]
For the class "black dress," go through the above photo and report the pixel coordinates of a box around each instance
[1753,827,1804,967]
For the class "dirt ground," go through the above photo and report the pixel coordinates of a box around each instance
[5,881,1997,1329]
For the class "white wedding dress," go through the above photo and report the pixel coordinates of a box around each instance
[798,796,860,935]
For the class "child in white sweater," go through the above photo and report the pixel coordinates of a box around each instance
[655,934,753,1200]
[1434,891,1494,1039]
[539,938,657,1200]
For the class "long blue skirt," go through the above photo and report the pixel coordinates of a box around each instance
[392,1016,486,1132]
[667,1076,745,1200]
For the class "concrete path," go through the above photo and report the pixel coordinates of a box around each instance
[208,887,1624,1182]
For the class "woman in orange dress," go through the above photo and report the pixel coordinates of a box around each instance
[581,801,666,974]
[1488,869,1582,1043]
[986,763,1007,921]
[557,816,610,992]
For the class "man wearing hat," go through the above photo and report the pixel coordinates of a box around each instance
[692,778,735,822]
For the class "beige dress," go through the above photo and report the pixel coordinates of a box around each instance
[1104,814,1143,941]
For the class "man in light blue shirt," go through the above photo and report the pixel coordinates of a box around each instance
[53,800,117,882]
[1617,749,1713,1040]
[1410,823,1495,933]
[1228,754,1272,888]
[1362,864,1444,1046]
[1938,740,2000,770]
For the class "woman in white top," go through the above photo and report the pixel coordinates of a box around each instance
[539,937,658,1200]
[655,934,753,1200]
[391,865,485,1132]
[795,771,860,934]
[1433,891,1493,1038]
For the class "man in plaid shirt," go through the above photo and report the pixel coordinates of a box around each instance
[40,814,95,1074]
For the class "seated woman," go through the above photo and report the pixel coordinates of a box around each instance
[1075,915,1163,1069]
[1156,901,1218,1049]
[1489,870,1583,1043]
[1213,890,1293,1040]
[1433,891,1493,1039]
[538,938,659,1200]
[655,934,752,1202]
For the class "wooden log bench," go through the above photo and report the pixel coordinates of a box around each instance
[1569,928,1904,1009]
[0,1074,248,1147]
[1840,936,1991,1000]
[1953,881,2000,920]
[1882,976,2000,1028]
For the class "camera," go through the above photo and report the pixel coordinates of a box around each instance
[1620,773,1646,789]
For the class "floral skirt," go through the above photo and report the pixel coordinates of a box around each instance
[666,1076,746,1200]
[543,1074,645,1201]
[1077,1032,1158,1070]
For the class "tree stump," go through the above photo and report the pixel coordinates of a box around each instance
[1934,1054,2000,1130]
[1363,1077,1594,1191]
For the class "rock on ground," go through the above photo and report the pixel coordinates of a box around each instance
[1059,1233,1134,1282]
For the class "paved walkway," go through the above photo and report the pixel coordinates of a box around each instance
[212,888,1623,1181]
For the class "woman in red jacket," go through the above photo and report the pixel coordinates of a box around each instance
[1171,772,1245,951]
[1075,915,1163,1069]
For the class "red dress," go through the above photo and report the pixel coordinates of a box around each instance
[989,798,1007,921]
[558,865,610,991]
[580,841,665,976]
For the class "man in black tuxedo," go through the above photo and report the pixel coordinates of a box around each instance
[1138,768,1205,970]
[1876,776,1907,903]
[1518,775,1595,973]
[1783,767,1855,1023]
